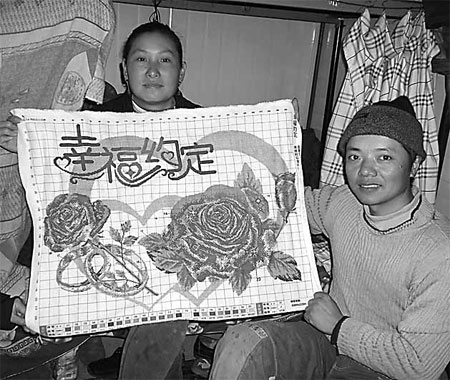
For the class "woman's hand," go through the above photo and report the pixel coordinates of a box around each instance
[10,298,26,326]
[292,98,300,122]
[10,297,34,334]
[0,115,21,153]
[304,291,343,335]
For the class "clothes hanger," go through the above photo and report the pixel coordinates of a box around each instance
[149,0,162,22]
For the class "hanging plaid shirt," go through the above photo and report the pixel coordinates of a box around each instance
[380,11,440,203]
[320,10,391,188]
[320,9,440,205]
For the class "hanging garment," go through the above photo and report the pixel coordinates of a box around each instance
[320,9,440,205]
[436,134,450,218]
[380,11,440,204]
[0,0,116,290]
[320,9,393,188]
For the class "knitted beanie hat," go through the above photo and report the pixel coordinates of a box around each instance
[337,96,426,161]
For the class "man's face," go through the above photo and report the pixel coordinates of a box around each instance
[344,134,420,216]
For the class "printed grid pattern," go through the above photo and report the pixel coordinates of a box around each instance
[320,10,440,204]
[16,100,321,337]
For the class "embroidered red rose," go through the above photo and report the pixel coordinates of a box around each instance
[140,185,273,295]
[168,184,265,280]
[44,193,110,252]
[139,165,302,296]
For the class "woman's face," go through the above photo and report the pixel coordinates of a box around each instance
[344,135,420,216]
[123,31,185,111]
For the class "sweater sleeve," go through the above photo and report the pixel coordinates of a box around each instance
[0,292,16,330]
[337,254,450,380]
[304,185,338,236]
[304,185,343,273]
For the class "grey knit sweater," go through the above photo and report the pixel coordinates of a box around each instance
[305,185,450,380]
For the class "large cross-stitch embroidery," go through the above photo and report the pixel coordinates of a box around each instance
[14,99,321,337]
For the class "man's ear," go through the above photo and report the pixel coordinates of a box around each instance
[178,61,186,85]
[410,155,422,178]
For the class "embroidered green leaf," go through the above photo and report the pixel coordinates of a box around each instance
[104,244,121,256]
[138,233,165,251]
[229,269,252,296]
[123,249,135,257]
[234,163,263,193]
[109,227,121,243]
[263,218,282,234]
[178,266,196,291]
[151,249,184,273]
[123,235,138,246]
[242,187,269,220]
[261,229,277,252]
[267,251,302,281]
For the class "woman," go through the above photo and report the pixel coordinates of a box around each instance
[86,21,200,380]
[94,21,199,113]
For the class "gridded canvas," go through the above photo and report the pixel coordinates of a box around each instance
[14,99,321,337]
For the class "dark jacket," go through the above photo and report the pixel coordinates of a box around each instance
[92,92,200,112]
[1,293,15,330]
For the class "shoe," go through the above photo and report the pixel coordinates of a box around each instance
[87,346,122,378]
[193,335,220,364]
[191,357,211,379]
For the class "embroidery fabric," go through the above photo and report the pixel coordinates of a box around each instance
[14,100,321,337]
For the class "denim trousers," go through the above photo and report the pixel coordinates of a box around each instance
[118,320,188,380]
[209,319,391,380]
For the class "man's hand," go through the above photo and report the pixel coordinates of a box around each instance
[0,115,21,153]
[304,292,343,335]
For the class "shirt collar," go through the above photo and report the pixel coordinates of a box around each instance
[131,98,176,113]
[132,100,148,113]
[363,187,421,233]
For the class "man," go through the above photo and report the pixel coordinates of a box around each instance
[209,96,450,380]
